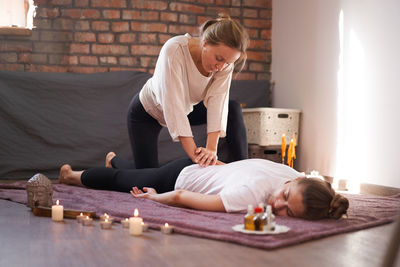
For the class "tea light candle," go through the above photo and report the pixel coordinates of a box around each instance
[129,208,143,236]
[101,218,112,229]
[100,213,113,221]
[161,223,173,234]
[82,216,93,226]
[51,200,63,222]
[121,218,130,228]
[141,222,149,231]
[76,212,85,223]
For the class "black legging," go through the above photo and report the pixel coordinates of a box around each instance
[81,157,193,193]
[125,93,248,169]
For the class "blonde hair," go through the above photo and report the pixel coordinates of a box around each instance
[199,14,249,72]
[298,178,349,220]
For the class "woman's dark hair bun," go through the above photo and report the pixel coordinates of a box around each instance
[329,194,349,219]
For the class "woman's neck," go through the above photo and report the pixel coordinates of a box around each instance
[188,38,210,77]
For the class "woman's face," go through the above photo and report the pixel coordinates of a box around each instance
[201,42,241,74]
[267,178,306,218]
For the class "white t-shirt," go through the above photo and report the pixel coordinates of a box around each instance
[174,159,302,212]
[139,34,233,142]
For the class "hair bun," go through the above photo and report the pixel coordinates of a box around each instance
[329,194,349,219]
[217,13,231,21]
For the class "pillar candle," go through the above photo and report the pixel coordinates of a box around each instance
[287,139,294,167]
[51,200,63,222]
[281,133,286,164]
[129,208,143,236]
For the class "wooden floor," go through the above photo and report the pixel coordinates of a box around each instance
[0,198,399,267]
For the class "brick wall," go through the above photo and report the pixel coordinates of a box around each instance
[0,0,272,80]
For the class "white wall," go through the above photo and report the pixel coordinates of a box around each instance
[272,0,400,188]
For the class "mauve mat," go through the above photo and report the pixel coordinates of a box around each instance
[1,182,399,250]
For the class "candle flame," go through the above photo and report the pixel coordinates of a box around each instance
[141,222,144,225]
[80,212,83,216]
[86,216,89,219]
[56,200,59,205]
[125,218,128,221]
[134,208,139,217]
[105,218,108,222]
[165,223,169,227]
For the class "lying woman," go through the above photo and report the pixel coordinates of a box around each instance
[59,154,349,220]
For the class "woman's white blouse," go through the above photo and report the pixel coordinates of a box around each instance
[139,34,233,142]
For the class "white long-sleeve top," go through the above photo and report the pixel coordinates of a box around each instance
[139,33,233,142]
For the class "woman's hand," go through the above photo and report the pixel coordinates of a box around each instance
[130,186,158,199]
[194,147,218,167]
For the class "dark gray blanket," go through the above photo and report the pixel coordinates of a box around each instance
[0,70,270,179]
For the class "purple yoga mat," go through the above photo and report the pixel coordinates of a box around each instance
[1,182,399,250]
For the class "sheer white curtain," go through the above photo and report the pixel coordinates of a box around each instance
[0,0,35,28]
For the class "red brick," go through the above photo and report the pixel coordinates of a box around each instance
[92,21,110,31]
[31,54,48,64]
[243,8,258,18]
[216,0,230,5]
[31,65,69,72]
[75,20,90,30]
[112,22,130,32]
[103,10,120,19]
[130,45,161,56]
[51,0,72,5]
[160,12,178,22]
[170,3,205,13]
[40,31,73,42]
[243,0,271,8]
[34,18,52,29]
[260,9,272,19]
[38,8,60,18]
[234,72,256,80]
[232,0,241,6]
[159,34,173,44]
[248,39,268,50]
[131,22,167,33]
[0,63,25,71]
[0,41,32,52]
[168,25,198,35]
[34,0,50,5]
[131,0,168,10]
[179,14,196,24]
[61,9,82,19]
[74,32,96,42]
[33,42,69,53]
[248,62,267,72]
[18,53,32,63]
[206,7,240,18]
[67,66,108,73]
[79,56,98,65]
[260,29,271,39]
[119,33,136,43]
[91,0,127,8]
[99,56,117,64]
[197,16,212,26]
[257,72,270,80]
[74,0,89,7]
[119,57,138,66]
[122,10,159,20]
[139,56,157,67]
[70,43,90,54]
[246,51,267,61]
[83,9,101,19]
[138,33,157,44]
[53,18,74,30]
[98,33,115,43]
[0,53,18,63]
[247,28,259,39]
[49,54,75,65]
[92,44,129,55]
[109,67,144,72]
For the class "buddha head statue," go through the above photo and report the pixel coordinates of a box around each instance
[26,173,53,208]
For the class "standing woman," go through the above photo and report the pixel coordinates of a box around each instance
[122,14,249,169]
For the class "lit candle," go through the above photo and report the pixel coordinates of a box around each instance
[129,208,143,236]
[281,133,287,164]
[76,212,85,223]
[121,218,130,228]
[100,213,109,221]
[291,135,296,168]
[141,222,149,231]
[101,218,112,229]
[161,223,173,234]
[51,200,63,222]
[287,138,294,167]
[82,216,93,226]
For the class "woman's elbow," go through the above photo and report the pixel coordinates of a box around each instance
[172,189,185,205]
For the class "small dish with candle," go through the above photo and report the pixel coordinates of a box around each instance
[101,218,112,229]
[121,218,130,228]
[82,216,93,226]
[161,223,173,234]
[76,212,85,223]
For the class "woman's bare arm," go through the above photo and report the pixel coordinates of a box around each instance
[130,187,226,212]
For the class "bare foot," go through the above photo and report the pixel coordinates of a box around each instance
[105,152,116,168]
[58,164,83,186]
